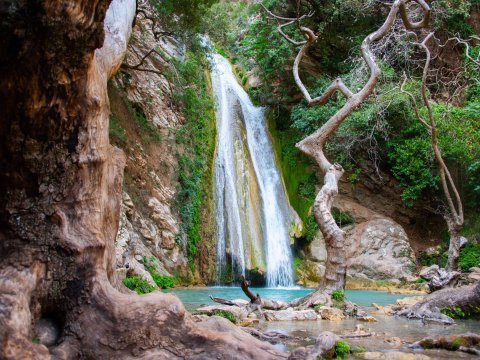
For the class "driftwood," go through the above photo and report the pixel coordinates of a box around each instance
[211,276,289,311]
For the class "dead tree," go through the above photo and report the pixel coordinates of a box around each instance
[400,32,467,272]
[265,0,430,307]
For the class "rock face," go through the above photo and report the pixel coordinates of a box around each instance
[109,1,215,283]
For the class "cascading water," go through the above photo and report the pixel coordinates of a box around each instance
[210,53,295,287]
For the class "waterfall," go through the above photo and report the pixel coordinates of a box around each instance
[210,53,294,287]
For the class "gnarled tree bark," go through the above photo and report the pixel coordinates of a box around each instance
[266,0,430,307]
[0,1,284,358]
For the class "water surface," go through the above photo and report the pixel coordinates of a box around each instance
[164,287,414,311]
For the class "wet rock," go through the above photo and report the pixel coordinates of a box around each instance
[357,315,377,322]
[195,305,247,323]
[319,307,346,321]
[263,309,318,321]
[239,318,258,327]
[395,296,424,307]
[357,352,431,359]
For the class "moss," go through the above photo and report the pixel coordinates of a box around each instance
[212,309,236,323]
[266,108,317,228]
[109,113,127,144]
[172,49,217,270]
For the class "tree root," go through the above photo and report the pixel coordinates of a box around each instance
[396,281,480,324]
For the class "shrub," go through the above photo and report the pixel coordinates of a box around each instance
[142,256,176,288]
[441,305,480,319]
[123,276,156,295]
[334,340,350,359]
[332,209,354,227]
[331,290,345,302]
[458,242,480,272]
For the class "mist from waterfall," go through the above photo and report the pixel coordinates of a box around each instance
[210,53,294,287]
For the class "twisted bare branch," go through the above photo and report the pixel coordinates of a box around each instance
[264,0,430,297]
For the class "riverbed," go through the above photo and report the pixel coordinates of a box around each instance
[165,287,480,359]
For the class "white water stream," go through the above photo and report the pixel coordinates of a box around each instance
[210,54,294,287]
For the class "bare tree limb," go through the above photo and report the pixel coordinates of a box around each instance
[264,0,430,305]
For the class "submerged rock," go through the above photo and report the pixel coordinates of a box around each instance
[318,307,346,321]
[357,315,377,322]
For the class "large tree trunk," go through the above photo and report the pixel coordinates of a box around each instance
[446,218,461,271]
[0,1,284,358]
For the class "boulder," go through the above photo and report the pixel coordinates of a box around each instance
[314,331,338,358]
[263,309,318,321]
[318,307,346,321]
[347,219,415,280]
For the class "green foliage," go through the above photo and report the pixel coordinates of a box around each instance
[458,242,480,272]
[432,0,477,36]
[149,0,218,39]
[334,340,350,359]
[293,256,303,271]
[441,305,480,319]
[32,337,40,344]
[172,48,216,270]
[304,214,319,243]
[123,276,156,295]
[143,256,176,289]
[415,277,427,284]
[332,209,354,227]
[109,113,127,144]
[418,248,448,268]
[387,88,480,207]
[418,242,480,272]
[212,309,236,323]
[331,290,345,302]
[267,109,317,226]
